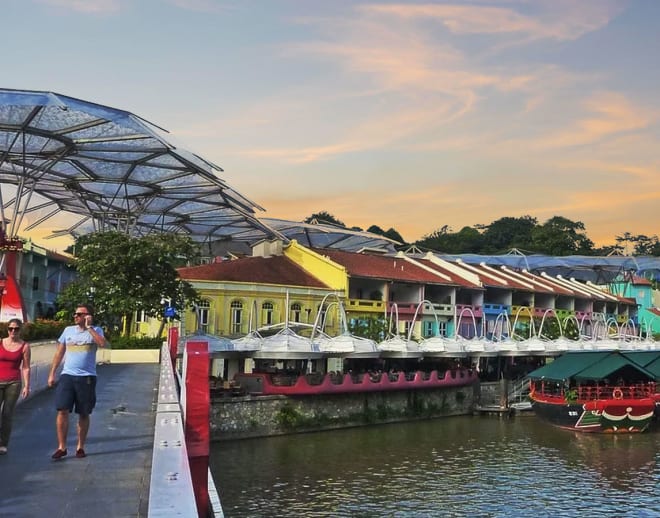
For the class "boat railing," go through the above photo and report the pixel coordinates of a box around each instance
[576,383,656,401]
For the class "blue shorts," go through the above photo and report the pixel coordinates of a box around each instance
[55,374,97,416]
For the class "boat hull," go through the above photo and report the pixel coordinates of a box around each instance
[531,398,656,433]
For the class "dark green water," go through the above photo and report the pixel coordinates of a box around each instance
[210,416,660,518]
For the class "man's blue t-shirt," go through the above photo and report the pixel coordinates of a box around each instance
[58,325,104,376]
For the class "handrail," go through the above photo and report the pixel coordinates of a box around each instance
[148,344,198,517]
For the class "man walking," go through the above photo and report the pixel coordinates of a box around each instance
[48,304,108,459]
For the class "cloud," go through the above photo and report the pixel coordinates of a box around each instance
[361,0,624,42]
[538,91,653,149]
[37,0,123,14]
[166,0,235,14]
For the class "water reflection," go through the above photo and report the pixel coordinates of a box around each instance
[211,417,660,518]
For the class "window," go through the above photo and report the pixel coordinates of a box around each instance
[230,300,242,334]
[134,310,146,332]
[262,301,274,326]
[438,321,447,337]
[423,320,434,337]
[32,276,39,291]
[198,300,210,333]
[291,303,302,323]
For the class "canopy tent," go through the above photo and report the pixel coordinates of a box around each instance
[0,88,280,248]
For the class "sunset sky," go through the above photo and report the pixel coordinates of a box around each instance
[2,0,659,251]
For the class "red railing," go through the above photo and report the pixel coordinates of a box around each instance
[531,381,657,402]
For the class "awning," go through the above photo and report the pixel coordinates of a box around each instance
[527,351,656,381]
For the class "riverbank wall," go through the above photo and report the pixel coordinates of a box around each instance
[210,382,480,441]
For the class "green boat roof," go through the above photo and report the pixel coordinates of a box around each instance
[621,351,660,367]
[527,351,658,382]
[639,356,660,378]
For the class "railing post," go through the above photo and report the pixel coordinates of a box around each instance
[183,341,210,518]
[167,327,179,369]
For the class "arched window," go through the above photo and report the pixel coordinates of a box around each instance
[230,300,242,334]
[262,301,274,326]
[290,303,302,323]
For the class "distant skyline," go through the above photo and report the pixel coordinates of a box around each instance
[2,0,659,251]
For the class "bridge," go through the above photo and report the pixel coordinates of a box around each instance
[0,339,221,517]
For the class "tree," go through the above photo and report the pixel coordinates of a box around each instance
[481,216,538,253]
[304,212,345,227]
[56,231,200,336]
[416,225,483,253]
[530,216,594,255]
[367,225,406,244]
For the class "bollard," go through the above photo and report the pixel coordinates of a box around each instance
[183,341,210,518]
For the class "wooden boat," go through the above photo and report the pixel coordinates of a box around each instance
[528,351,658,433]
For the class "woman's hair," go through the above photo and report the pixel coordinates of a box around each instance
[8,318,22,327]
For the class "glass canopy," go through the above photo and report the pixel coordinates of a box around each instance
[0,88,279,246]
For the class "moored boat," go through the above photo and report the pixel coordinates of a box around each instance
[528,351,658,433]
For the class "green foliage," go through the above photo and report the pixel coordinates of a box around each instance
[481,216,538,253]
[565,389,578,403]
[275,404,301,429]
[367,225,405,244]
[417,225,484,254]
[107,336,163,350]
[616,232,660,256]
[56,231,200,335]
[304,211,346,227]
[416,215,597,256]
[1,319,67,341]
[530,216,594,255]
[348,316,389,341]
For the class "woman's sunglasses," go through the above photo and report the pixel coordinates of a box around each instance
[8,327,21,332]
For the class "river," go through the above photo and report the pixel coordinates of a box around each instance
[210,415,660,518]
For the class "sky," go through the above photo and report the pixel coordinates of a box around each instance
[2,0,660,251]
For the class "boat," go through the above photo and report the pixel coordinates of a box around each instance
[528,351,658,433]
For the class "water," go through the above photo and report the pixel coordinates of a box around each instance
[210,416,660,518]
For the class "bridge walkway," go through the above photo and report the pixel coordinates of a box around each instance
[0,363,159,518]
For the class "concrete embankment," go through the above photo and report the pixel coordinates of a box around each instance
[210,384,478,441]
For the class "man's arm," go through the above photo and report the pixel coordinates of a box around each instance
[48,342,65,387]
[87,326,109,348]
[84,314,109,348]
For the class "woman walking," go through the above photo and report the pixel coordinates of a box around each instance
[0,318,31,454]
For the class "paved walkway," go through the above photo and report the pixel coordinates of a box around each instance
[0,363,159,518]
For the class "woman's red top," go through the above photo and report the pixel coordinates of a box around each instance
[0,340,26,382]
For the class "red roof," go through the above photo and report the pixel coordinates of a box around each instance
[630,275,652,286]
[315,249,471,286]
[177,256,330,289]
